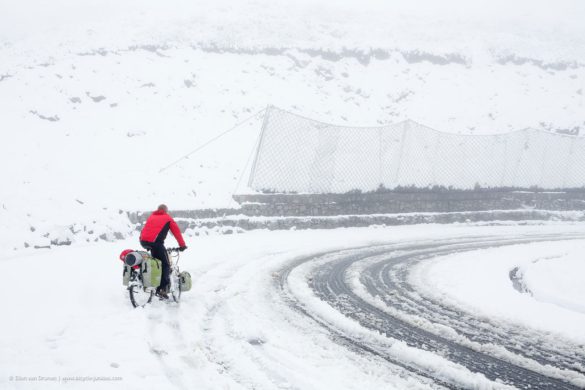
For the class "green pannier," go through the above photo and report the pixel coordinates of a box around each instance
[179,271,192,292]
[141,256,162,288]
[122,264,132,286]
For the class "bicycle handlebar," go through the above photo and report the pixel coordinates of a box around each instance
[166,247,182,253]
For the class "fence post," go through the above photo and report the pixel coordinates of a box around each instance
[247,105,272,188]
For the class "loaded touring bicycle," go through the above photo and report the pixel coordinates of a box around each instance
[119,248,192,308]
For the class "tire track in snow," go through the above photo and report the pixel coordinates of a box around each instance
[278,233,585,389]
[277,247,458,389]
[196,248,441,390]
[146,308,189,390]
[146,302,202,390]
[196,252,306,390]
[360,241,585,375]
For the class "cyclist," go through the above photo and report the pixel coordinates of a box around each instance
[139,204,187,299]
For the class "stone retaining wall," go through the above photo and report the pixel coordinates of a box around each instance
[231,190,585,217]
[128,190,585,232]
[182,210,585,232]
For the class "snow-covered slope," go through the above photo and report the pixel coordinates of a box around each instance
[1,0,584,255]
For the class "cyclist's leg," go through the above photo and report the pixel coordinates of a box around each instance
[160,246,170,291]
[150,243,170,291]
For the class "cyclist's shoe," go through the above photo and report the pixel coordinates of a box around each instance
[156,289,169,300]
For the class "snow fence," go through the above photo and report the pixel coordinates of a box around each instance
[248,107,585,193]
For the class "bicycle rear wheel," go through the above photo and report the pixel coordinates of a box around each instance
[129,285,154,308]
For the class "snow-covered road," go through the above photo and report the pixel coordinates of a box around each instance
[2,223,585,389]
[283,235,585,389]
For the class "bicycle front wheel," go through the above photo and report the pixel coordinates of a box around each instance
[170,273,181,303]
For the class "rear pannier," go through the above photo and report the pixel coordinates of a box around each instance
[141,256,162,288]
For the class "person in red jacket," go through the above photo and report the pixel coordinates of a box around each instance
[140,204,187,299]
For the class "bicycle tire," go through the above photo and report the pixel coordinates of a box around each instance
[129,285,154,308]
[171,274,181,303]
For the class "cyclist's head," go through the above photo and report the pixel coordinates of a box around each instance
[158,204,168,213]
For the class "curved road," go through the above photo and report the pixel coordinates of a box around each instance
[277,233,585,389]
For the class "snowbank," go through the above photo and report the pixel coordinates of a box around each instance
[411,239,585,345]
[518,251,585,314]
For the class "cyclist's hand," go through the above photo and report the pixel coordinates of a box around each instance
[179,246,187,252]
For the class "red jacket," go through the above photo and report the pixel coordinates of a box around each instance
[140,210,186,247]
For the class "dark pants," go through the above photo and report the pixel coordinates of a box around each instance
[140,241,170,291]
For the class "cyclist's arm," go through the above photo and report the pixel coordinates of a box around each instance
[169,219,186,247]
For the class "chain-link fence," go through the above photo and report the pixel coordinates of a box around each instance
[248,106,585,193]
